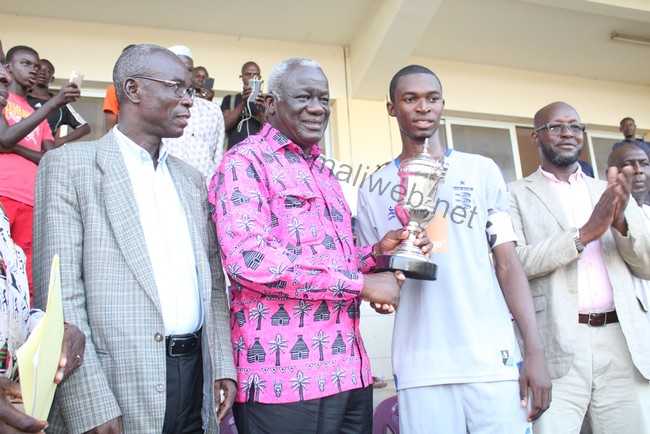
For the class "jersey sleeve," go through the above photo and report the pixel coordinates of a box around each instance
[484,159,517,249]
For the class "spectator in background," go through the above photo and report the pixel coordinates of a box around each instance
[0,39,86,434]
[192,65,214,101]
[608,143,650,211]
[612,117,650,153]
[614,118,650,206]
[163,45,225,186]
[221,61,265,149]
[608,143,650,323]
[28,58,90,145]
[0,44,80,301]
[103,83,118,132]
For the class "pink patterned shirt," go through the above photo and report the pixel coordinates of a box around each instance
[209,123,375,404]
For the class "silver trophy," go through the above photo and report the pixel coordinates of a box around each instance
[376,139,449,280]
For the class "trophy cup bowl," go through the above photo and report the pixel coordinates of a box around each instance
[375,145,448,280]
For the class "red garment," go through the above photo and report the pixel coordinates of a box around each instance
[0,92,53,206]
[0,92,53,303]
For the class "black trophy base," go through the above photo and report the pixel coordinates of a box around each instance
[375,254,438,281]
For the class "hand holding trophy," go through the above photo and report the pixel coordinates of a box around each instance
[376,138,448,280]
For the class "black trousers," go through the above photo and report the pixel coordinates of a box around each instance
[233,385,373,434]
[162,347,204,434]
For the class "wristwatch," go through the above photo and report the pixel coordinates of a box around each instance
[572,228,585,253]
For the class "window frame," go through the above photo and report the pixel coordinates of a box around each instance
[443,117,523,180]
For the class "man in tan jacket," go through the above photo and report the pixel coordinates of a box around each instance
[508,101,650,433]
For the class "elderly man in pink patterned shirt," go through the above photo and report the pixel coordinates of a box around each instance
[209,58,430,434]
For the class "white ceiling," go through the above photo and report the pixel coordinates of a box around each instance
[2,0,649,97]
[419,0,650,85]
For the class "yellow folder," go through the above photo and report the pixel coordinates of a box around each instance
[16,254,64,420]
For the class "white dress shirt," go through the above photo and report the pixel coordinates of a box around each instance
[115,127,201,335]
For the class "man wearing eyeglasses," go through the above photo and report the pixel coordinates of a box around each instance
[508,101,650,433]
[32,44,236,434]
[163,45,225,187]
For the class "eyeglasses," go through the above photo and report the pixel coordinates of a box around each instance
[535,122,587,135]
[129,75,195,99]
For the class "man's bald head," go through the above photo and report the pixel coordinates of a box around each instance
[533,101,579,129]
[607,143,647,168]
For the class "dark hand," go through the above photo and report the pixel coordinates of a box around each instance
[199,88,214,101]
[370,271,405,314]
[0,377,47,433]
[580,171,621,244]
[518,351,552,422]
[607,166,633,234]
[241,85,253,103]
[55,323,86,384]
[51,83,81,107]
[375,229,432,258]
[83,417,124,434]
[360,272,400,310]
[214,379,237,422]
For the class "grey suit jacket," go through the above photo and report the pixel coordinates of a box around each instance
[32,132,236,433]
[508,169,650,380]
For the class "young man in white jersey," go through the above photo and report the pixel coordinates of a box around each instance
[356,65,551,433]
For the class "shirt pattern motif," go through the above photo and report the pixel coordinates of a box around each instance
[209,123,375,404]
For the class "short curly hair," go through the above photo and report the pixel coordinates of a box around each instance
[267,58,322,101]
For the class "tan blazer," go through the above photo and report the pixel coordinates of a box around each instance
[508,169,650,380]
[32,132,236,433]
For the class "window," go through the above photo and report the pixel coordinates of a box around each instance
[585,132,619,180]
[444,120,521,183]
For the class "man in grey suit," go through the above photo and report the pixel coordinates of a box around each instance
[508,101,650,433]
[32,44,236,434]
